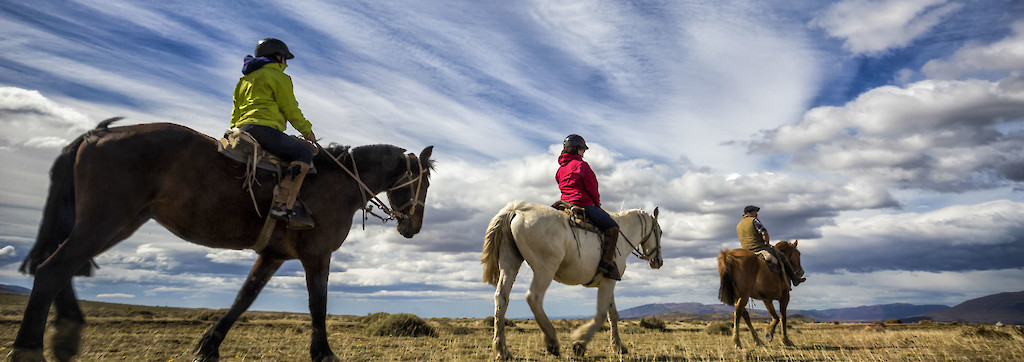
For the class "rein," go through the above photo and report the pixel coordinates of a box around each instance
[619,213,660,261]
[315,142,426,228]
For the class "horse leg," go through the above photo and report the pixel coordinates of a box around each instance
[779,293,794,346]
[492,253,522,360]
[763,300,779,343]
[194,255,283,362]
[525,267,560,356]
[49,284,85,362]
[300,254,339,362]
[12,220,123,360]
[740,298,763,346]
[571,280,615,357]
[9,280,79,362]
[731,298,743,348]
[48,216,147,362]
[606,292,628,354]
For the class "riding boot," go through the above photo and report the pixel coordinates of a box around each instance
[779,253,806,287]
[599,226,622,280]
[271,161,314,229]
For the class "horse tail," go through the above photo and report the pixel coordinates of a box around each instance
[717,249,738,307]
[481,202,521,286]
[19,118,120,276]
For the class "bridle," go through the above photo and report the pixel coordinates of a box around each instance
[619,212,662,262]
[316,143,427,226]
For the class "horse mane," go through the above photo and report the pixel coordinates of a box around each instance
[315,143,434,176]
[612,209,647,218]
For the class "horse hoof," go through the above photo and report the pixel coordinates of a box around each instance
[546,344,561,357]
[783,339,796,347]
[7,349,46,362]
[495,352,513,360]
[50,319,84,362]
[193,354,219,362]
[617,345,629,354]
[315,354,343,362]
[572,342,587,357]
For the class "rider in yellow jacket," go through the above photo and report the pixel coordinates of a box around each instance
[230,38,317,229]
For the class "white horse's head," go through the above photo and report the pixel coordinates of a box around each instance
[640,207,664,269]
[621,207,663,270]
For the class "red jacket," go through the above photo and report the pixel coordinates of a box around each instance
[556,153,601,207]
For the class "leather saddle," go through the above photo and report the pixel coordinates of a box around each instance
[217,128,317,174]
[754,249,791,291]
[551,200,601,234]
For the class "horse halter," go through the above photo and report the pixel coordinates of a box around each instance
[619,212,662,262]
[383,153,427,221]
[316,143,427,225]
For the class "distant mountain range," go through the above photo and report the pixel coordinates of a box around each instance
[3,283,1020,323]
[0,284,31,295]
[619,290,1024,324]
[905,291,1024,324]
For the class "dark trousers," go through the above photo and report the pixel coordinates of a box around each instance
[583,205,619,231]
[240,124,313,165]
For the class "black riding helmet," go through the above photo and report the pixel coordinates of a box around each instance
[563,134,589,150]
[255,38,294,59]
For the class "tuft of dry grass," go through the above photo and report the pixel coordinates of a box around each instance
[364,313,437,337]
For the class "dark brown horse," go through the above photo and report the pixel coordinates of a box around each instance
[10,118,434,362]
[717,240,803,348]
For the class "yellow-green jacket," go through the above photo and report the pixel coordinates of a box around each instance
[230,59,313,136]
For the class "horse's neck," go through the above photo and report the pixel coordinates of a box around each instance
[339,145,404,192]
[614,211,643,250]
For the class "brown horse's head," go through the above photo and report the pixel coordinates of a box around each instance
[387,146,434,238]
[775,240,804,278]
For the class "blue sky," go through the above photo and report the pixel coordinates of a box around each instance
[1,0,1022,319]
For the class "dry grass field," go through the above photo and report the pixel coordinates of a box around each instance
[2,293,1023,361]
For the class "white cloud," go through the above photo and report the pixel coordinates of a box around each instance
[923,21,1024,79]
[96,293,135,298]
[755,73,1024,191]
[205,250,256,264]
[0,87,93,149]
[0,245,15,257]
[811,0,963,55]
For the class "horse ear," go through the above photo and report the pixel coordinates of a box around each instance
[420,145,434,161]
[653,207,659,218]
[793,239,798,247]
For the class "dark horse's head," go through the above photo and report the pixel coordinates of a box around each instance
[318,144,435,238]
[385,146,435,238]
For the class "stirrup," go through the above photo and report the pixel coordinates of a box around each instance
[285,208,315,230]
[599,261,621,281]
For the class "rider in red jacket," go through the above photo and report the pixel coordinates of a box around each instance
[556,134,621,280]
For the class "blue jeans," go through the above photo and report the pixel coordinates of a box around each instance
[583,206,619,231]
[240,124,313,165]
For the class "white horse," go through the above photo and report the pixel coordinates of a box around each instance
[481,201,664,359]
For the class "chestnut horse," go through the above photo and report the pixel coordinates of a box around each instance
[10,118,434,362]
[717,240,804,348]
[481,201,663,359]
